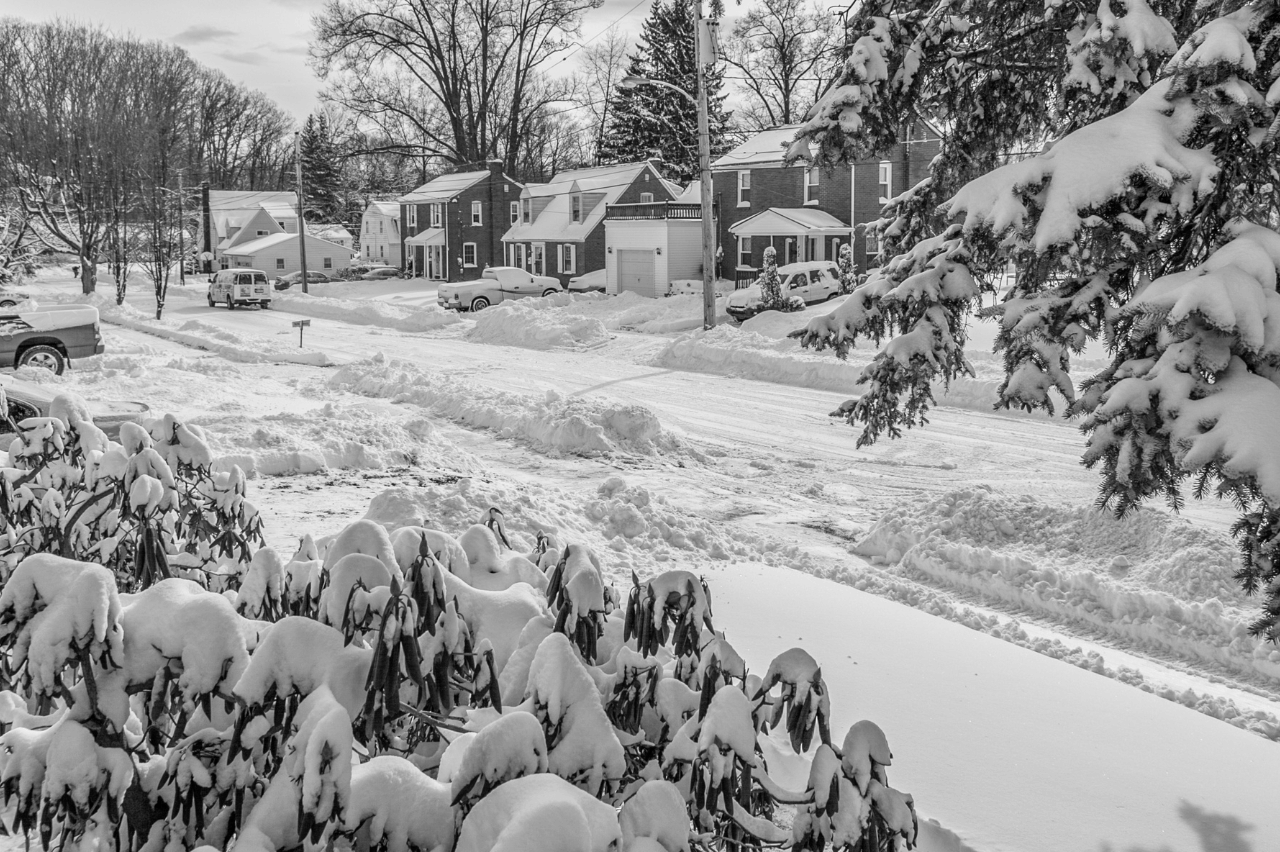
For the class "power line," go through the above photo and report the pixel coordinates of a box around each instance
[557,0,652,65]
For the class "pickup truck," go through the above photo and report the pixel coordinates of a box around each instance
[438,266,562,312]
[0,304,104,375]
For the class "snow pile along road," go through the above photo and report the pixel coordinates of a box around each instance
[856,486,1277,684]
[655,325,1028,416]
[330,354,680,457]
[73,293,331,366]
[467,300,611,350]
[272,290,460,333]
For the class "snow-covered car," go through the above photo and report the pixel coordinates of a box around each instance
[208,268,272,309]
[0,374,149,443]
[566,269,606,293]
[438,266,562,312]
[0,304,104,375]
[274,271,331,290]
[725,261,841,322]
[0,285,31,308]
[361,266,402,281]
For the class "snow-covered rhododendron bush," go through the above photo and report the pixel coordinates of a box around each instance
[790,0,1280,635]
[0,405,921,852]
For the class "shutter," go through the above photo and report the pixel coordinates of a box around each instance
[557,244,564,274]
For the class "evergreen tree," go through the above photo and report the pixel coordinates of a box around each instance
[837,242,855,294]
[791,0,1280,635]
[597,0,732,181]
[759,246,783,309]
[299,113,343,223]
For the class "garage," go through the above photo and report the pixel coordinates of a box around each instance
[616,249,656,298]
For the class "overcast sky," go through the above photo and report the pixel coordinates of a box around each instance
[4,0,656,122]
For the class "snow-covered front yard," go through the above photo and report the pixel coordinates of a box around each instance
[4,272,1277,852]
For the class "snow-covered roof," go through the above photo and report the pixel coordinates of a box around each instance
[504,162,660,243]
[675,180,701,202]
[207,190,298,211]
[729,207,850,237]
[222,231,347,256]
[712,126,805,170]
[397,170,490,204]
[312,224,353,240]
[367,201,400,218]
[404,228,445,247]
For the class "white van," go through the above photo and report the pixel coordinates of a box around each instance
[207,268,272,310]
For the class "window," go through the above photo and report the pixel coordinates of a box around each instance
[878,161,893,204]
[430,204,442,228]
[737,236,752,268]
[463,242,477,267]
[365,245,371,258]
[472,200,482,225]
[510,202,519,224]
[276,258,285,269]
[737,171,751,206]
[639,192,654,203]
[804,167,820,205]
[559,243,576,274]
[523,200,532,223]
[571,195,581,223]
[323,257,333,269]
[379,220,384,234]
[256,229,269,236]
[379,244,384,258]
[408,205,417,228]
[277,221,286,229]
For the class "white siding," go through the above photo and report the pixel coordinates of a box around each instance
[665,220,705,282]
[224,235,351,278]
[359,206,403,267]
[604,220,668,296]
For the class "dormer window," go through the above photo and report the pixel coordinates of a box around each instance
[571,195,581,223]
[522,199,531,223]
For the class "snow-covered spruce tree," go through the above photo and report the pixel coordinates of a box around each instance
[838,242,857,295]
[597,0,733,182]
[300,113,343,223]
[0,399,923,852]
[759,246,785,309]
[790,0,1280,635]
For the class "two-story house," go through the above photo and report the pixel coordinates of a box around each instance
[501,161,678,287]
[711,123,943,283]
[359,201,401,266]
[398,162,523,281]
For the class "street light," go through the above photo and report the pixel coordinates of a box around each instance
[617,47,717,331]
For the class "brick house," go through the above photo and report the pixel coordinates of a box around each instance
[398,162,523,281]
[710,123,943,283]
[501,161,678,287]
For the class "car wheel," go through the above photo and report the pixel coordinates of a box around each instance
[0,299,16,309]
[207,293,215,307]
[18,344,65,375]
[542,289,558,297]
[470,297,490,312]
[261,301,270,309]
[226,297,235,310]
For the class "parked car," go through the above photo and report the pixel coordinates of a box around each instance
[1,374,149,443]
[0,304,104,375]
[0,285,32,308]
[566,269,606,293]
[725,261,842,322]
[207,268,272,309]
[438,267,562,311]
[274,271,331,290]
[360,266,402,281]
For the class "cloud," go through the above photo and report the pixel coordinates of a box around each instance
[218,50,267,65]
[173,24,237,45]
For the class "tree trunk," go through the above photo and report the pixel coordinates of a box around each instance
[80,254,96,294]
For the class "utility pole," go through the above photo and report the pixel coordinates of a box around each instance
[201,181,212,274]
[695,1,716,330]
[294,132,310,295]
[177,171,185,287]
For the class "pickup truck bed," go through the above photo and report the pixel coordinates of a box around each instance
[0,304,104,374]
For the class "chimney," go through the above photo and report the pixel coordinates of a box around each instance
[647,157,663,173]
[487,159,504,177]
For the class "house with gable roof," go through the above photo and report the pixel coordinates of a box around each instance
[203,190,300,269]
[710,122,942,284]
[360,201,401,266]
[398,162,522,281]
[501,160,677,287]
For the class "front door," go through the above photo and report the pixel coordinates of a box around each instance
[805,236,820,262]
[427,245,444,280]
[784,239,797,266]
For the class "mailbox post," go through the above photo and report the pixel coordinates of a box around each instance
[292,319,311,347]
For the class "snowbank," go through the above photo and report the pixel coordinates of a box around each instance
[272,290,460,333]
[855,487,1279,686]
[467,301,611,351]
[655,326,1031,416]
[72,293,331,367]
[329,355,678,458]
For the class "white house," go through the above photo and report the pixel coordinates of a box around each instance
[359,201,401,266]
[204,191,299,267]
[221,232,351,278]
[311,224,354,252]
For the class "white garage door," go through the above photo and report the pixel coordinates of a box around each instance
[617,249,656,298]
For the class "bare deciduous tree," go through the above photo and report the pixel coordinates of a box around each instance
[723,0,838,130]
